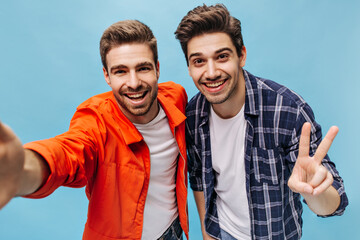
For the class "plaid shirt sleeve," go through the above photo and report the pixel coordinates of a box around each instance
[285,102,348,216]
[186,114,203,191]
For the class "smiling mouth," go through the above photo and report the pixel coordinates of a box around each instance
[125,91,147,100]
[204,80,225,88]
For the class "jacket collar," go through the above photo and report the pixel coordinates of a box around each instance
[157,92,186,129]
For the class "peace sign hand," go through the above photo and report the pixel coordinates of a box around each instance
[288,122,338,196]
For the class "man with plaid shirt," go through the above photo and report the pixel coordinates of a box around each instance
[175,4,348,240]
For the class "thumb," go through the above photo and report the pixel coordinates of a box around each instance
[0,122,16,142]
[0,188,15,210]
[288,177,313,194]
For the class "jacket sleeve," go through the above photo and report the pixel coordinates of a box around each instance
[23,107,106,198]
[284,102,348,216]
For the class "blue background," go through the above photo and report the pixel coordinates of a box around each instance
[0,0,359,239]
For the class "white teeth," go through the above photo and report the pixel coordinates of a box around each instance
[127,93,144,99]
[205,80,224,88]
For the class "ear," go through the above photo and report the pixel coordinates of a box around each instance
[239,45,247,68]
[103,67,111,86]
[156,61,160,79]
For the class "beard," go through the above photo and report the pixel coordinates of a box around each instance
[115,86,158,117]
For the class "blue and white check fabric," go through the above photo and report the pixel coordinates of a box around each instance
[186,70,348,240]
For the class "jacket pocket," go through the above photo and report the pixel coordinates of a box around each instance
[87,163,145,238]
[251,147,283,185]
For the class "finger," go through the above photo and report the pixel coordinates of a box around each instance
[298,122,311,158]
[308,165,329,187]
[313,171,334,196]
[288,177,313,194]
[314,126,339,164]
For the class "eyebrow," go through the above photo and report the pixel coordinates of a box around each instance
[110,61,154,72]
[110,64,127,73]
[188,47,234,60]
[215,47,234,54]
[136,61,154,68]
[188,52,202,60]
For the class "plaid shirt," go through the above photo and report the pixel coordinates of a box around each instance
[186,70,348,240]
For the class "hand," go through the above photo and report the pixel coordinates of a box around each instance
[203,234,216,240]
[201,230,216,240]
[0,122,25,209]
[288,122,338,196]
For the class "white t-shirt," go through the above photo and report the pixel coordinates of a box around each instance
[209,105,251,240]
[133,106,179,240]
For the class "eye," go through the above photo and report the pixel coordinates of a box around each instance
[114,69,126,75]
[217,53,229,61]
[193,58,204,66]
[138,66,151,72]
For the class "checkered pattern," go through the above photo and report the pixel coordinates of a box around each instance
[186,70,348,240]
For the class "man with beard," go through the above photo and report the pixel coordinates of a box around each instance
[175,4,348,240]
[0,20,188,240]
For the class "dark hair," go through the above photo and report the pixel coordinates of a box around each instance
[100,20,158,71]
[175,4,244,65]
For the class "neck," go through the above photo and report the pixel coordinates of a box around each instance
[211,74,246,119]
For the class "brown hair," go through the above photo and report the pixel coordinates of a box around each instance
[100,20,158,71]
[174,4,244,65]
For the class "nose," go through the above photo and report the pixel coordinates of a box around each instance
[204,60,220,80]
[127,71,142,90]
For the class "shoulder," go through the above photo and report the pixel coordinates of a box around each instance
[245,71,318,133]
[77,91,114,110]
[247,71,307,109]
[158,81,186,99]
[187,91,207,109]
[185,92,208,130]
[72,91,118,123]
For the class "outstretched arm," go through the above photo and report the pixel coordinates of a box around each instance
[287,122,340,216]
[0,122,49,209]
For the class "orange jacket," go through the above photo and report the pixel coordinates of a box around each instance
[24,82,189,240]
